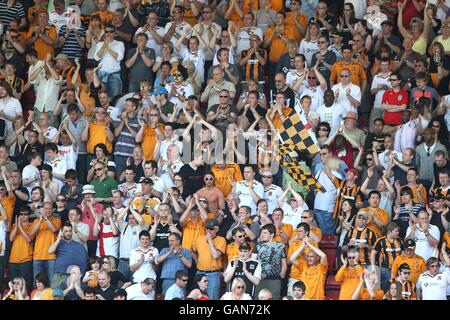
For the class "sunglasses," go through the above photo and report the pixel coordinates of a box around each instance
[340,75,350,78]
[95,168,104,171]
[173,73,182,77]
[236,235,245,238]
[181,278,189,282]
[389,78,398,81]
[318,128,328,132]
[56,198,66,202]
[236,286,245,289]
[219,95,229,98]
[105,29,115,33]
[301,216,309,219]
[207,227,216,231]
[261,175,272,178]
[307,76,317,80]
[19,213,30,216]
[347,256,356,260]
[204,177,214,181]
[96,111,105,115]
[199,200,208,203]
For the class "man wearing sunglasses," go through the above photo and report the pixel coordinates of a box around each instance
[195,172,225,215]
[164,269,189,300]
[389,263,416,300]
[335,247,364,300]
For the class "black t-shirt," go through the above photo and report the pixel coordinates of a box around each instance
[132,160,145,182]
[433,161,450,188]
[151,222,182,252]
[178,164,206,196]
[392,163,415,185]
[95,284,117,300]
[430,210,450,240]
[218,206,238,239]
[19,141,44,169]
[110,270,126,288]
[269,87,296,110]
[64,283,87,300]
[227,259,261,298]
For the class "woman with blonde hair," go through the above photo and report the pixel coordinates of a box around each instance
[100,255,131,289]
[397,2,431,55]
[220,277,252,300]
[299,22,320,67]
[427,41,450,88]
[2,276,30,300]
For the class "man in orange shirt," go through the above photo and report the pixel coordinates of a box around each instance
[330,45,367,92]
[289,236,328,300]
[285,0,307,42]
[335,247,364,300]
[179,197,208,252]
[8,205,34,289]
[31,201,61,284]
[264,12,295,77]
[25,10,57,60]
[391,239,426,285]
[135,108,164,161]
[210,160,243,197]
[359,190,389,237]
[192,218,226,300]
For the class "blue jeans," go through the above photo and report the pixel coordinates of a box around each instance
[196,271,221,300]
[99,71,122,100]
[315,209,336,234]
[380,266,391,292]
[33,259,55,285]
[117,259,131,282]
[114,155,129,181]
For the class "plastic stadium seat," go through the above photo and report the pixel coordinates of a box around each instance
[320,234,337,248]
[321,247,339,273]
[325,288,340,300]
[326,275,341,289]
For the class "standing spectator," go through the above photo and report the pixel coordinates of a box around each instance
[381,72,409,135]
[331,68,361,114]
[31,201,61,283]
[67,207,89,250]
[416,128,448,190]
[93,207,119,259]
[94,24,125,99]
[234,165,264,215]
[156,232,192,295]
[91,160,118,206]
[192,218,226,300]
[370,222,403,291]
[252,224,287,300]
[201,66,236,110]
[416,257,450,300]
[48,222,88,277]
[289,236,328,300]
[8,205,33,287]
[391,239,426,285]
[57,7,86,60]
[129,230,159,283]
[125,32,155,93]
[335,247,364,300]
[405,210,440,261]
[316,89,346,135]
[342,211,377,266]
[113,97,141,176]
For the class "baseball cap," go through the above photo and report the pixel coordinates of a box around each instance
[404,239,416,250]
[141,177,154,185]
[205,218,219,229]
[152,87,168,96]
[239,242,251,251]
[52,288,64,297]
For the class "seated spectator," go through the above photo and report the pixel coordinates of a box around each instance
[126,277,156,300]
[220,277,253,300]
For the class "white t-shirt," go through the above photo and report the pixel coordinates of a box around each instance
[314,169,342,212]
[416,271,450,300]
[263,184,283,215]
[371,74,391,109]
[58,145,77,170]
[22,164,40,194]
[49,11,67,34]
[220,291,253,300]
[126,283,155,300]
[281,202,309,229]
[43,127,58,142]
[0,220,6,256]
[129,246,159,283]
[95,223,119,258]
[298,39,319,68]
[46,156,67,191]
[0,97,22,132]
[94,40,125,73]
[331,83,361,114]
[298,85,325,113]
[316,103,346,135]
[405,224,440,261]
[235,180,265,214]
[134,26,165,56]
[165,82,194,110]
[164,21,192,57]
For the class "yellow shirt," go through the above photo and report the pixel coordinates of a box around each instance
[335,265,364,300]
[87,121,113,154]
[9,223,34,263]
[181,217,206,252]
[32,218,61,260]
[193,235,227,271]
[300,261,328,300]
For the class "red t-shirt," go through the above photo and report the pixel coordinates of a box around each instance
[382,88,409,125]
[402,0,426,29]
[331,140,354,169]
